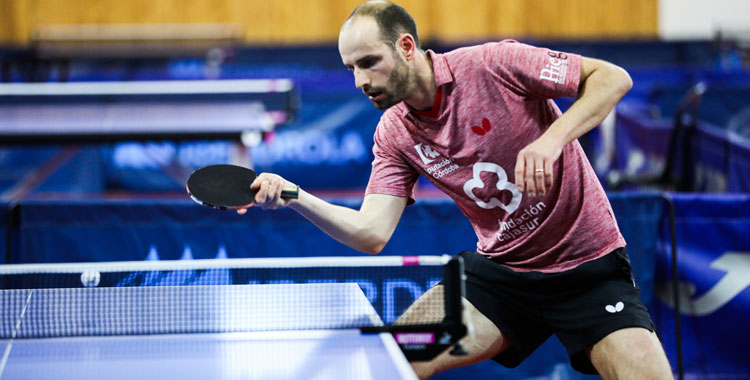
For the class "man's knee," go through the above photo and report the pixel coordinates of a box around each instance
[588,327,673,380]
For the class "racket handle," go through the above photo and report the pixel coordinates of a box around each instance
[280,185,300,199]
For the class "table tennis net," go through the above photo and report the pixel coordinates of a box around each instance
[0,256,457,340]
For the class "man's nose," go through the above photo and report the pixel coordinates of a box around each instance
[354,69,370,90]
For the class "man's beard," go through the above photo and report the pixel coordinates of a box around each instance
[370,57,412,110]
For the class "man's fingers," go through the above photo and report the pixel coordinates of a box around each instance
[269,179,282,201]
[514,155,526,192]
[534,159,546,196]
[248,172,295,211]
[249,180,259,190]
[255,180,270,204]
[516,138,562,197]
[524,157,536,197]
[257,178,285,210]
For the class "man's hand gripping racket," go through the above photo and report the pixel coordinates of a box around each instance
[186,164,299,211]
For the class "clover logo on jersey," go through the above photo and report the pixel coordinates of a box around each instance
[463,162,522,213]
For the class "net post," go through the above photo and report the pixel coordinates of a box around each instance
[442,256,467,356]
[358,255,469,361]
[442,256,463,326]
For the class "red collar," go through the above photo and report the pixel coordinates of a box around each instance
[412,86,442,119]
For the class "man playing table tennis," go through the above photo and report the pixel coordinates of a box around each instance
[244,1,673,379]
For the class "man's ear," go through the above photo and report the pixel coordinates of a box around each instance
[397,34,416,60]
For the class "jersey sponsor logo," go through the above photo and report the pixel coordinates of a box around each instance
[496,202,547,242]
[463,162,522,212]
[415,144,460,179]
[425,158,460,179]
[414,143,441,165]
[539,51,569,84]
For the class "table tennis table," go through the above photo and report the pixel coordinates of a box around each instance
[0,79,296,144]
[0,283,417,380]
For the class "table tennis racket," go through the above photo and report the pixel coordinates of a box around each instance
[186,164,299,210]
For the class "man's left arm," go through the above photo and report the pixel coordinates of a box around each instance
[514,57,632,196]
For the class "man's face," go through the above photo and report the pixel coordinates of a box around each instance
[339,17,413,110]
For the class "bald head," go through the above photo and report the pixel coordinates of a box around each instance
[343,0,421,50]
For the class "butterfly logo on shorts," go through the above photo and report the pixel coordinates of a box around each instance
[605,301,625,313]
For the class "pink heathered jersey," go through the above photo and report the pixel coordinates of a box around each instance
[365,40,626,273]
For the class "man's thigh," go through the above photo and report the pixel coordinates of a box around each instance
[588,327,673,380]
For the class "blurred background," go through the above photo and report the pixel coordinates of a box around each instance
[1,1,749,379]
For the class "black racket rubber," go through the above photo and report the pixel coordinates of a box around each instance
[187,164,298,210]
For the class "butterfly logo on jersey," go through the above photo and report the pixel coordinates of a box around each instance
[471,118,492,136]
[414,143,441,165]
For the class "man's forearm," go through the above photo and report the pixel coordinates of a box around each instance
[288,190,406,254]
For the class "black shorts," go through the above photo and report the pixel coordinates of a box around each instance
[459,248,655,374]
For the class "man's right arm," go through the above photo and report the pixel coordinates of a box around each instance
[249,173,408,254]
[290,190,408,254]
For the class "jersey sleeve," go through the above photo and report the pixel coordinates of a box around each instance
[484,40,581,100]
[364,119,419,205]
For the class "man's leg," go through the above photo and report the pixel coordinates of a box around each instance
[587,327,673,380]
[395,285,511,380]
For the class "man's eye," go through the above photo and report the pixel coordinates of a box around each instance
[361,59,377,68]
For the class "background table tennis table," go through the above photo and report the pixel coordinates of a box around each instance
[0,283,417,380]
[0,79,296,144]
